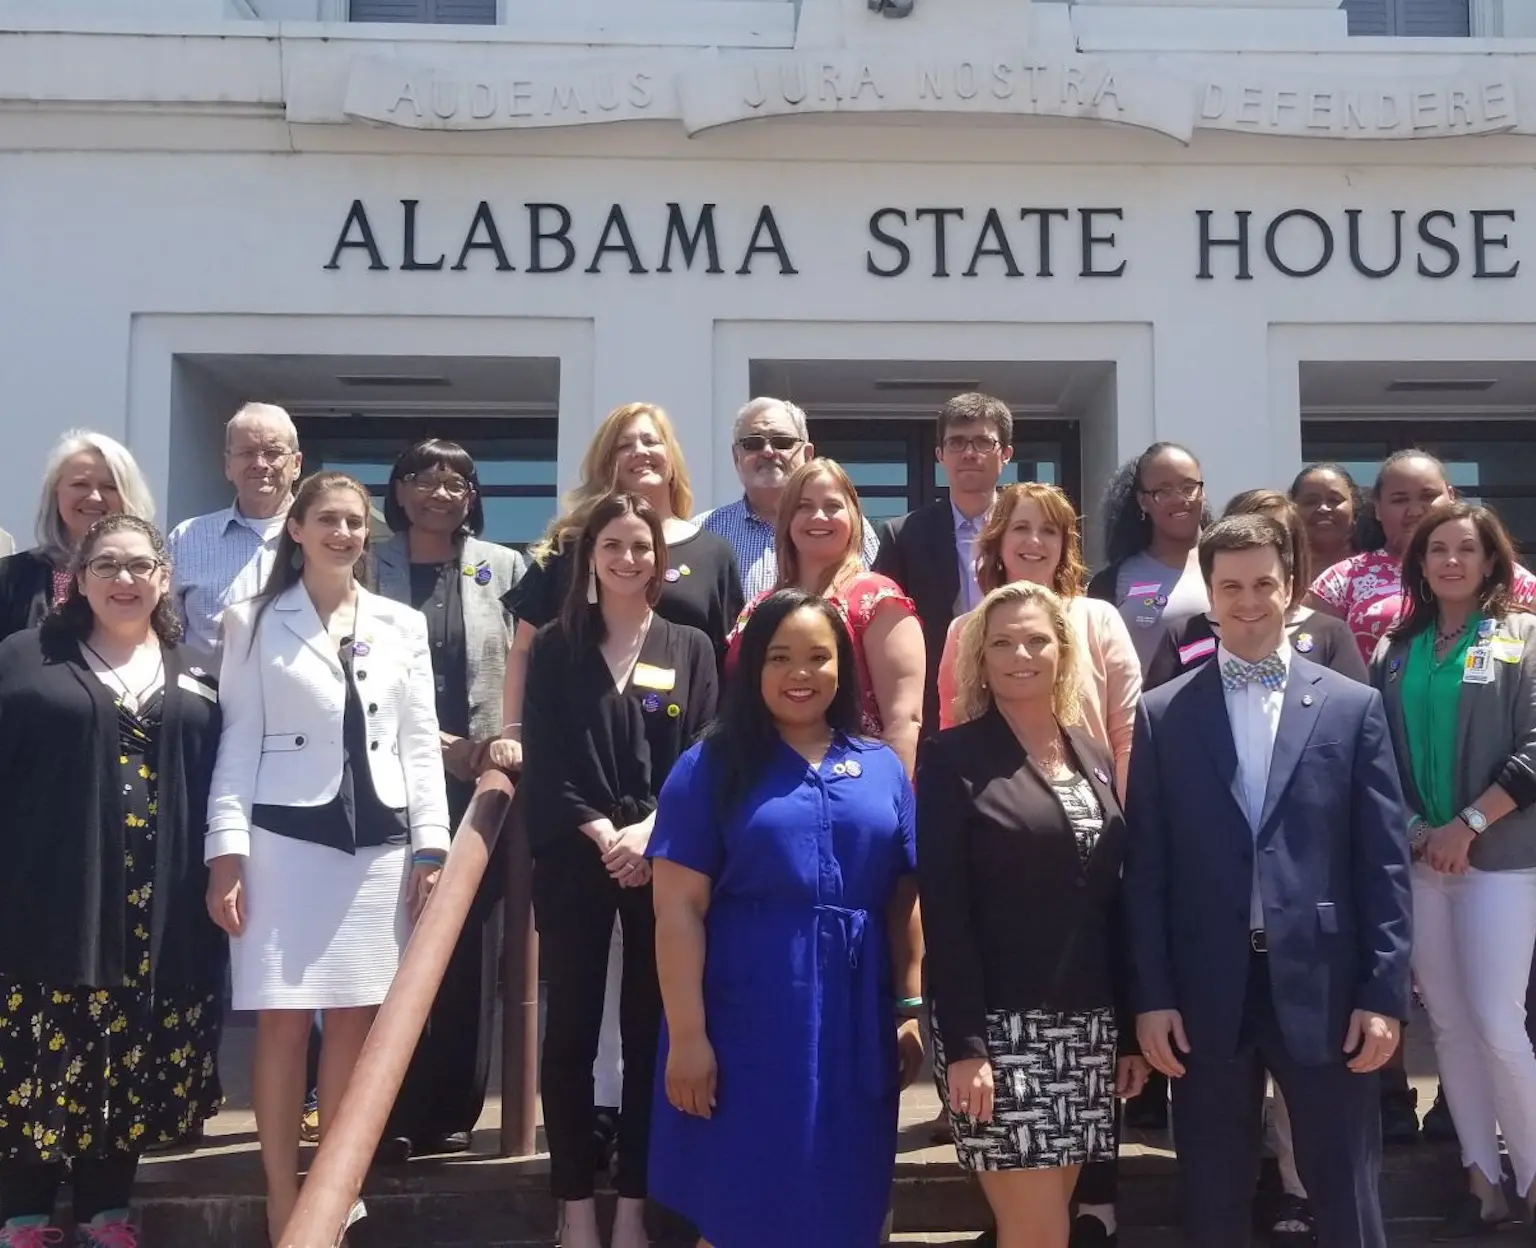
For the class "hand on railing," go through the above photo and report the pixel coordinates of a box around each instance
[482,736,522,775]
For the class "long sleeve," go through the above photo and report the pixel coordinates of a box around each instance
[1087,599,1142,795]
[521,628,606,833]
[206,602,264,860]
[396,609,451,854]
[1349,690,1413,1021]
[1122,703,1177,1015]
[1494,618,1536,809]
[915,737,989,1062]
[683,631,719,745]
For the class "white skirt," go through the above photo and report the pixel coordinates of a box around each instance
[230,825,412,1011]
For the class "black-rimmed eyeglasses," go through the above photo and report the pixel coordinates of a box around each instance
[1139,482,1205,506]
[403,472,473,500]
[86,557,163,581]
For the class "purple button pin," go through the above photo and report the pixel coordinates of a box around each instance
[642,693,661,713]
[352,640,371,657]
[475,566,492,585]
[664,568,681,583]
[1093,767,1110,785]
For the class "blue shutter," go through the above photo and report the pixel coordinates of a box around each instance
[1396,0,1469,35]
[1342,0,1392,34]
[350,0,495,21]
[431,0,496,22]
[350,0,428,19]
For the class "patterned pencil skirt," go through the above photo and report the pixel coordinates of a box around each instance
[931,1005,1119,1172]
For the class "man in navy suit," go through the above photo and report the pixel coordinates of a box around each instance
[1123,513,1412,1248]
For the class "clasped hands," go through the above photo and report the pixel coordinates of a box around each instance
[598,821,652,888]
[1136,1007,1400,1078]
[944,1053,1150,1122]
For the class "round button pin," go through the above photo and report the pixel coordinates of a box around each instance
[664,568,681,583]
[844,760,862,777]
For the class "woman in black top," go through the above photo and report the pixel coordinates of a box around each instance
[918,580,1148,1248]
[1148,489,1364,692]
[0,515,224,1245]
[521,491,717,1248]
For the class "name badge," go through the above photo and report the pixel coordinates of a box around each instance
[632,663,677,692]
[1127,581,1163,599]
[1491,635,1526,664]
[1464,646,1495,685]
[1179,637,1217,666]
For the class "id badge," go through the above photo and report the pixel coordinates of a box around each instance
[632,663,677,692]
[1464,646,1495,685]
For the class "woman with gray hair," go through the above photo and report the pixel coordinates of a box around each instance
[0,430,156,641]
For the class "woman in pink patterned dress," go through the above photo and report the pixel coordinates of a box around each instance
[1308,450,1536,666]
[725,458,926,776]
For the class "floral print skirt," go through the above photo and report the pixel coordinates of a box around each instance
[0,693,220,1162]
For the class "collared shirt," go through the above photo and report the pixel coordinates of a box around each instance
[1218,641,1291,932]
[697,495,881,600]
[950,500,990,615]
[166,501,290,665]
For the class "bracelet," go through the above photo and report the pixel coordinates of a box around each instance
[898,996,924,1009]
[412,851,447,867]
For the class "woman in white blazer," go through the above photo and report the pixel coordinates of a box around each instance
[204,470,449,1245]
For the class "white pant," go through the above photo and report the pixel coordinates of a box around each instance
[1411,862,1536,1193]
[593,919,625,1108]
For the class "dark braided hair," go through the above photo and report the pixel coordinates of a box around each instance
[42,514,181,646]
[1100,442,1211,567]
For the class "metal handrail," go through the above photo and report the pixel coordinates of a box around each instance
[279,768,517,1248]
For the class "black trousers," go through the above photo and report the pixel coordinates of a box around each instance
[1,1154,139,1224]
[534,841,661,1202]
[386,903,500,1143]
[1171,956,1385,1248]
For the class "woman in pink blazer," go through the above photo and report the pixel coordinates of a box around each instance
[935,482,1141,794]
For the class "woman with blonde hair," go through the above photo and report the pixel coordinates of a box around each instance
[0,430,156,641]
[920,581,1148,1248]
[725,457,926,775]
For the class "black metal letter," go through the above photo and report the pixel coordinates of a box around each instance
[324,199,388,271]
[1346,209,1403,279]
[913,208,965,277]
[450,201,514,272]
[866,208,911,277]
[736,206,799,275]
[1079,208,1126,278]
[585,204,649,274]
[1416,211,1460,279]
[400,199,445,271]
[1019,208,1070,277]
[1196,210,1252,281]
[1264,209,1333,278]
[963,208,1023,278]
[658,203,724,274]
[526,203,576,274]
[1473,210,1519,279]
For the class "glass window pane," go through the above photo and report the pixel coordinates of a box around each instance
[860,496,909,524]
[933,444,1060,488]
[815,439,909,490]
[481,495,558,547]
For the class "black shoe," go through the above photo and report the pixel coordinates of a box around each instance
[1431,1192,1507,1241]
[411,1131,472,1156]
[1423,1087,1459,1144]
[1069,1213,1117,1246]
[373,1135,412,1165]
[593,1107,620,1173]
[1380,1083,1421,1146]
[968,1233,996,1248]
[1268,1193,1317,1247]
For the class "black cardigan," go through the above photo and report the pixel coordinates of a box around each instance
[0,627,226,991]
[916,708,1133,1062]
[0,549,55,643]
[521,614,718,859]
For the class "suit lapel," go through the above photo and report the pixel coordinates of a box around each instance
[372,535,410,603]
[1258,666,1326,834]
[274,582,344,674]
[1188,661,1250,824]
[926,501,961,617]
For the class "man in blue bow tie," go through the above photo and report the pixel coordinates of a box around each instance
[1122,512,1411,1248]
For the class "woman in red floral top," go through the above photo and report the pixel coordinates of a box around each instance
[1308,449,1536,665]
[725,458,925,775]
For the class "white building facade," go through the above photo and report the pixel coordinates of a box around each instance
[4,0,1536,551]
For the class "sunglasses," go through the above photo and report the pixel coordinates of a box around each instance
[736,435,803,454]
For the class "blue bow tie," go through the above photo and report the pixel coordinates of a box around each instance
[1221,652,1286,693]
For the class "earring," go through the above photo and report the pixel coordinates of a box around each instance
[586,567,599,605]
[290,547,304,570]
[1420,578,1432,598]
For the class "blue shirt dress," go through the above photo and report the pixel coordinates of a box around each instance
[647,734,916,1248]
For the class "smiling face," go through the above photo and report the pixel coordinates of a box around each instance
[592,512,657,602]
[1000,496,1065,589]
[1423,516,1490,609]
[789,471,856,566]
[56,449,123,545]
[397,461,473,537]
[79,527,168,633]
[1208,543,1291,661]
[1293,468,1355,550]
[1138,447,1204,543]
[225,413,301,516]
[761,604,841,730]
[612,414,671,499]
[1376,456,1451,556]
[733,404,811,493]
[981,599,1061,711]
[288,486,369,575]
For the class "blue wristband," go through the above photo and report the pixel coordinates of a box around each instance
[412,850,446,867]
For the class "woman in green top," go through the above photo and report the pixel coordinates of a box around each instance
[1371,501,1536,1240]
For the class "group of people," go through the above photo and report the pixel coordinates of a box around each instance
[0,392,1531,1248]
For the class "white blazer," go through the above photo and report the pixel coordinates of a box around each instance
[206,581,451,860]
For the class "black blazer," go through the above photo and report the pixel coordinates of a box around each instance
[0,549,55,643]
[1146,609,1367,691]
[916,708,1132,1062]
[0,627,226,991]
[521,614,718,859]
[874,499,961,734]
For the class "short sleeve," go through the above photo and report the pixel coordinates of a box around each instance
[1310,556,1355,610]
[843,572,916,632]
[1515,564,1536,608]
[648,742,724,880]
[502,551,569,630]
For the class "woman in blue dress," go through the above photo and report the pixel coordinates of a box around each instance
[648,588,925,1248]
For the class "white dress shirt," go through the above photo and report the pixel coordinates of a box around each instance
[1219,641,1291,932]
[166,502,290,665]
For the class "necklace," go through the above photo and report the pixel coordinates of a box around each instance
[81,639,163,710]
[1434,617,1470,653]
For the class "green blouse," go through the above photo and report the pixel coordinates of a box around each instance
[1401,616,1480,826]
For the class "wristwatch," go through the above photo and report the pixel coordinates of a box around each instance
[1459,806,1489,835]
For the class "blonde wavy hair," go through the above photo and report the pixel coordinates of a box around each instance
[950,581,1083,727]
[774,458,867,594]
[973,482,1088,598]
[531,402,694,564]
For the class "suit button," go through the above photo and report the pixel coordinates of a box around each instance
[295,735,305,746]
[370,741,379,751]
[356,670,367,681]
[368,704,378,714]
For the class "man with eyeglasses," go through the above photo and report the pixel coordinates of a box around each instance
[697,396,880,599]
[166,402,303,667]
[874,392,1014,737]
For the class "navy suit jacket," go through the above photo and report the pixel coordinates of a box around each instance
[1123,655,1412,1067]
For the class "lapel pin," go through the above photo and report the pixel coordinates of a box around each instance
[832,762,847,776]
[1301,694,1314,707]
[845,759,862,777]
[1093,766,1110,785]
[1479,618,1496,639]
[351,640,371,657]
[642,693,661,713]
[679,564,692,576]
[664,568,681,583]
[1294,633,1314,654]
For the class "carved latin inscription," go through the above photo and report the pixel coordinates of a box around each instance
[1198,77,1517,139]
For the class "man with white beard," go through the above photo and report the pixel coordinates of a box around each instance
[698,396,879,598]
